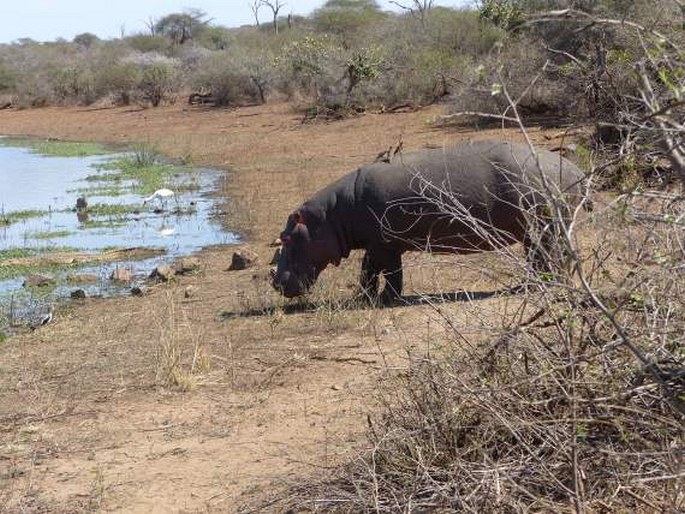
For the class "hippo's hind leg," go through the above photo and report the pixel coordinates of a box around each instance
[360,248,403,305]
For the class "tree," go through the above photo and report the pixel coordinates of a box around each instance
[261,0,285,34]
[390,0,434,27]
[250,0,261,26]
[311,0,386,47]
[73,33,99,49]
[154,9,210,45]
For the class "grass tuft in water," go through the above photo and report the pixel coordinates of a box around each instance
[31,230,73,240]
[85,203,143,216]
[0,209,46,226]
[93,144,182,195]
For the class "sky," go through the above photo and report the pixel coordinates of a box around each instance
[0,0,469,44]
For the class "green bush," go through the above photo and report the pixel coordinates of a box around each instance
[94,61,141,105]
[128,54,180,107]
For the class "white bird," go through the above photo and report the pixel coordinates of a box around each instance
[143,189,175,210]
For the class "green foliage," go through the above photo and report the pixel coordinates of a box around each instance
[344,46,382,96]
[193,49,274,105]
[311,0,387,46]
[73,33,99,49]
[0,61,16,92]
[138,58,179,107]
[197,26,234,50]
[479,0,525,32]
[94,61,141,105]
[127,35,170,54]
[277,35,337,99]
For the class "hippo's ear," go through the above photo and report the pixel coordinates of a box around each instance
[300,205,326,229]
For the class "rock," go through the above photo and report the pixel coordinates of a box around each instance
[228,249,259,271]
[149,264,175,282]
[70,289,87,299]
[269,247,281,265]
[269,238,282,247]
[23,274,56,288]
[184,286,196,298]
[131,286,144,297]
[110,268,133,283]
[66,273,98,285]
[174,257,201,275]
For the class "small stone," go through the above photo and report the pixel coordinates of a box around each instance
[269,238,282,247]
[331,384,342,391]
[174,257,201,275]
[70,289,87,299]
[110,268,133,283]
[23,274,56,288]
[227,249,258,271]
[184,286,196,298]
[131,286,144,297]
[149,264,175,282]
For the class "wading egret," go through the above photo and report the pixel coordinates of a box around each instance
[144,188,175,210]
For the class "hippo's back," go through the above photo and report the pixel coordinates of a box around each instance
[353,140,585,253]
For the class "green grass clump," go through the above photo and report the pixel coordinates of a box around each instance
[69,185,125,197]
[0,248,36,261]
[0,137,109,157]
[31,230,72,240]
[0,209,46,226]
[93,145,182,194]
[0,246,83,280]
[85,203,143,216]
[78,219,128,230]
[31,140,108,157]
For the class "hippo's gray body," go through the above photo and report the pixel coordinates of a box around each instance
[273,140,587,301]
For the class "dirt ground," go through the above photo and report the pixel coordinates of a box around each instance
[0,102,574,512]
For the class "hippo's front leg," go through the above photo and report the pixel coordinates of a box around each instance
[360,250,380,299]
[360,248,403,305]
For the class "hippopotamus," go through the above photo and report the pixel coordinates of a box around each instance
[272,140,587,303]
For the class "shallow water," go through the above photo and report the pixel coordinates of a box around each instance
[0,139,238,326]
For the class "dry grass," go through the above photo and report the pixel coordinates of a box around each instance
[2,102,680,512]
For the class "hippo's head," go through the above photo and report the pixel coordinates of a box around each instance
[272,206,340,298]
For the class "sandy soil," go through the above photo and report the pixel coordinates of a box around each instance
[0,102,571,512]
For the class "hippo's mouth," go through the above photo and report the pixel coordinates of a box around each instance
[272,270,313,298]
